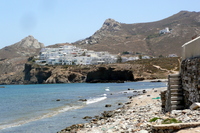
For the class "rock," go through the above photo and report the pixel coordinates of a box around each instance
[190,103,200,110]
[79,99,87,102]
[118,103,123,105]
[101,111,114,118]
[128,96,133,99]
[137,130,149,133]
[56,99,61,101]
[83,116,92,119]
[143,90,147,93]
[125,102,131,104]
[105,104,112,107]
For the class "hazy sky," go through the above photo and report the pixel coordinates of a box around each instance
[0,0,200,48]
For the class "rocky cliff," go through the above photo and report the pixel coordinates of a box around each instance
[22,63,134,84]
[0,57,180,85]
[86,67,134,83]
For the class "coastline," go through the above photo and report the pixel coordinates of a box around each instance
[58,87,167,133]
[58,83,200,133]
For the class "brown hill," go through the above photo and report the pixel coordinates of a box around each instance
[0,35,44,59]
[73,11,200,57]
[0,35,44,80]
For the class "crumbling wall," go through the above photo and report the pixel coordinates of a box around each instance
[181,57,200,108]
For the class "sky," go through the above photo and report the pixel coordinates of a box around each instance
[0,0,200,49]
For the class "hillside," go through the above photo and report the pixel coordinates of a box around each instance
[0,35,44,80]
[73,11,200,57]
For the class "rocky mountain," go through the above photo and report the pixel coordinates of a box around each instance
[73,11,200,57]
[0,35,44,80]
[0,35,44,59]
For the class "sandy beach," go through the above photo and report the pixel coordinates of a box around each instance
[58,85,200,133]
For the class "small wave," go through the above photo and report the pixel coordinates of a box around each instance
[86,97,107,104]
[0,105,82,130]
[105,89,110,91]
[105,87,110,91]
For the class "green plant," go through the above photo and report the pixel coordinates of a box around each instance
[149,117,162,122]
[122,51,130,55]
[162,118,182,124]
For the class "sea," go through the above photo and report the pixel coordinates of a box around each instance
[0,81,166,133]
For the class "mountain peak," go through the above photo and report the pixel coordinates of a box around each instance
[15,35,44,49]
[101,18,121,31]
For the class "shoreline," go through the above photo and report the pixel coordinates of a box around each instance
[58,84,200,133]
[58,87,167,133]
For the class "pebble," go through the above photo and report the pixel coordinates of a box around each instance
[59,89,200,133]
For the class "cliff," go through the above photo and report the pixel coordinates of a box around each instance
[0,57,180,85]
[23,64,134,84]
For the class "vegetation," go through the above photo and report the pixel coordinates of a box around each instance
[149,117,162,122]
[149,117,182,124]
[146,34,160,39]
[162,118,182,124]
[122,51,130,55]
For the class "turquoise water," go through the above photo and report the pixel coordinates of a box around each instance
[0,82,166,133]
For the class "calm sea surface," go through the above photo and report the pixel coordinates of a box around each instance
[0,82,166,133]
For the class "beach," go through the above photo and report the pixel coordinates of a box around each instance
[0,82,166,133]
[59,87,166,133]
[59,86,200,133]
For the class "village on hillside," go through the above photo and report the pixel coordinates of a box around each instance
[36,45,118,65]
[35,45,178,65]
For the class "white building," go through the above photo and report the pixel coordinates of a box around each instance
[36,45,117,65]
[159,27,170,34]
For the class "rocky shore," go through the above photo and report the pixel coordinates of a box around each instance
[58,87,200,133]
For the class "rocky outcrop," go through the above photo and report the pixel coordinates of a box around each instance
[0,35,44,59]
[23,64,86,84]
[23,64,134,84]
[14,35,44,49]
[0,57,180,85]
[86,67,134,83]
[74,18,121,45]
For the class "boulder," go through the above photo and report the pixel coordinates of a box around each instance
[190,103,200,110]
[79,99,87,102]
[143,90,147,93]
[105,104,112,107]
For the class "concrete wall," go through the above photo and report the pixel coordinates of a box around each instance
[182,36,200,60]
[181,57,200,108]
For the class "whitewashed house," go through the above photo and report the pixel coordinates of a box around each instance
[36,45,117,65]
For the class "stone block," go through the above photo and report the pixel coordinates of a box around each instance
[190,102,200,110]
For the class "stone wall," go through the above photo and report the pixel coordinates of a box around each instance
[181,57,200,108]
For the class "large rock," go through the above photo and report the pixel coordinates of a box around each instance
[14,35,44,49]
[190,103,200,110]
[86,67,134,83]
